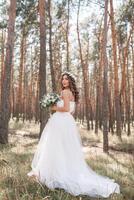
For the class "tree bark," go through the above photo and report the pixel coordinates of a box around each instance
[102,0,109,152]
[39,0,48,137]
[66,0,70,70]
[110,0,122,138]
[77,0,90,130]
[0,30,5,108]
[0,0,16,144]
[48,0,56,92]
[17,27,25,120]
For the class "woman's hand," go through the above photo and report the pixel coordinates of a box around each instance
[70,111,75,116]
[50,105,57,111]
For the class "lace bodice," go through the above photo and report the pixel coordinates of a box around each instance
[56,99,75,113]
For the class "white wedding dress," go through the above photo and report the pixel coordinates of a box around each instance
[27,99,120,198]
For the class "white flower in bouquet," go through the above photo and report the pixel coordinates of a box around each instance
[40,93,60,109]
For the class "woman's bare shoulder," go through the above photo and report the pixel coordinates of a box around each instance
[61,89,75,101]
[62,89,70,96]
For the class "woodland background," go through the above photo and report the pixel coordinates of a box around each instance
[0,0,134,199]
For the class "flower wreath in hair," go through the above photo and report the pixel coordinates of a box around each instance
[61,71,76,81]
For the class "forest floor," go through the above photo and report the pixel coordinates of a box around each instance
[0,119,134,200]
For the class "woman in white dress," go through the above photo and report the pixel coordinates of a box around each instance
[27,71,120,198]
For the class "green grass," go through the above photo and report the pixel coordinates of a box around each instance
[0,120,134,200]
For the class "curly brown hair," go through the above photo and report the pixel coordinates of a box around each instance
[60,72,79,103]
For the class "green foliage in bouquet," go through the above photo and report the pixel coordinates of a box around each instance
[40,93,60,109]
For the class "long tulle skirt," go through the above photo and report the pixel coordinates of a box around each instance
[27,111,120,198]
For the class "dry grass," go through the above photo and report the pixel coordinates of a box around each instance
[0,119,134,200]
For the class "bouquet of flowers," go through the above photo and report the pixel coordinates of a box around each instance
[40,93,60,109]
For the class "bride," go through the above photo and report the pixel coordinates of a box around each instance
[27,71,120,198]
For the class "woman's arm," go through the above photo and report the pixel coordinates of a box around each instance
[51,90,70,112]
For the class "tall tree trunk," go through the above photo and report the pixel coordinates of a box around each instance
[77,0,90,130]
[29,51,34,121]
[66,0,70,70]
[35,71,40,122]
[95,30,103,133]
[95,66,99,134]
[10,51,14,119]
[102,0,109,152]
[53,36,62,92]
[110,0,122,139]
[0,0,16,144]
[126,54,131,135]
[97,29,103,130]
[48,0,56,92]
[0,30,5,108]
[131,36,134,121]
[121,26,133,130]
[39,0,48,137]
[17,28,25,119]
[108,60,114,133]
[23,50,27,122]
